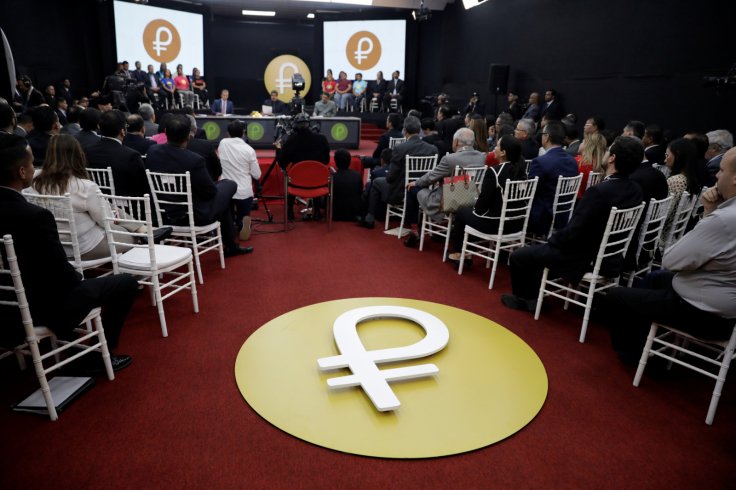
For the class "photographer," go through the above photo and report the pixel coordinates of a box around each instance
[276,113,330,220]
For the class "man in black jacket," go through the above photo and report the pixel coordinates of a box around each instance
[362,112,403,169]
[75,107,102,150]
[122,114,156,156]
[502,136,645,311]
[27,106,60,166]
[0,133,136,370]
[145,114,251,256]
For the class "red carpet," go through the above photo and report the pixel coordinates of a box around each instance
[1,204,735,488]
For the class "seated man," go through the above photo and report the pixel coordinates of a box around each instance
[0,133,137,371]
[362,113,403,169]
[383,71,405,111]
[403,128,486,247]
[211,89,234,116]
[351,73,368,112]
[122,114,156,156]
[313,92,337,117]
[75,107,102,150]
[501,135,645,312]
[145,114,251,256]
[263,90,287,115]
[27,106,61,166]
[359,116,438,229]
[85,110,149,198]
[605,147,736,362]
[527,120,579,235]
[331,149,362,221]
[514,118,540,160]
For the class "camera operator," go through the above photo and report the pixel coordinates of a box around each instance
[276,113,330,220]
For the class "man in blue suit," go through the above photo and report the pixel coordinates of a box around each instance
[527,120,579,235]
[211,89,234,116]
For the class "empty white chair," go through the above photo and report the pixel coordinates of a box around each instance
[458,177,539,289]
[534,203,645,343]
[634,321,736,425]
[23,193,112,278]
[146,170,225,284]
[385,154,438,237]
[1,234,115,421]
[86,167,116,195]
[101,193,198,338]
[624,196,673,286]
[419,165,487,261]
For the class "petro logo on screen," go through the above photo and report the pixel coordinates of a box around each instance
[330,123,349,142]
[264,55,311,103]
[346,31,382,70]
[235,298,548,459]
[247,122,265,142]
[143,19,182,63]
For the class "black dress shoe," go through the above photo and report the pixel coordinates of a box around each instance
[224,246,254,257]
[62,353,132,376]
[358,219,375,229]
[404,232,420,248]
[109,354,133,372]
[501,294,537,312]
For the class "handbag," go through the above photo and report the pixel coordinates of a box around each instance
[440,171,479,213]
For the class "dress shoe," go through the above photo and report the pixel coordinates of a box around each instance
[447,253,473,269]
[357,219,375,229]
[404,232,420,248]
[109,354,133,372]
[225,246,254,257]
[501,294,537,313]
[62,353,132,376]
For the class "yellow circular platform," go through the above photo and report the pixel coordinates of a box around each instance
[235,298,548,459]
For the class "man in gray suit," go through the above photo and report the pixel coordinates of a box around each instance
[359,115,438,229]
[403,127,485,247]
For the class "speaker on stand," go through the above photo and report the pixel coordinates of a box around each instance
[488,64,509,117]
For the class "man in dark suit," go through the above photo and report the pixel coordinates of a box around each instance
[331,149,363,221]
[145,114,251,256]
[359,115,438,229]
[527,121,579,235]
[436,106,464,148]
[263,90,288,115]
[27,106,61,167]
[211,89,234,116]
[502,136,645,312]
[521,92,540,122]
[515,118,541,160]
[186,128,222,181]
[85,110,149,198]
[75,107,102,150]
[122,114,156,156]
[539,89,564,121]
[383,71,405,111]
[642,124,665,165]
[0,133,136,370]
[362,112,403,169]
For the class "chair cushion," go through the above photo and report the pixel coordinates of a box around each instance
[118,245,192,270]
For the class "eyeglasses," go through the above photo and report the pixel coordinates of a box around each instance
[542,131,549,135]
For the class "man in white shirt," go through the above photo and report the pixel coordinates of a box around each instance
[218,120,262,241]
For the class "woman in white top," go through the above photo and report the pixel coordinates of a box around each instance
[29,134,135,260]
[217,120,262,240]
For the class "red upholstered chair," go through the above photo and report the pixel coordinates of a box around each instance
[285,160,333,231]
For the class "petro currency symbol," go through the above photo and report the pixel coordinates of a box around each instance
[275,62,299,94]
[317,306,449,412]
[354,37,373,65]
[153,26,173,57]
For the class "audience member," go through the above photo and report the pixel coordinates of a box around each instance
[661,138,702,238]
[436,106,464,147]
[145,114,250,256]
[505,92,522,120]
[122,114,156,156]
[514,118,540,160]
[0,133,137,371]
[218,120,261,241]
[61,105,83,136]
[13,75,44,112]
[55,97,69,125]
[138,103,158,137]
[577,132,608,196]
[313,92,338,117]
[521,92,540,121]
[704,129,733,186]
[583,115,605,136]
[331,149,363,221]
[623,120,646,139]
[642,124,665,165]
[469,117,489,153]
[420,118,450,159]
[185,115,221,181]
[0,102,16,135]
[363,113,403,169]
[463,92,485,116]
[540,89,563,120]
[403,127,485,247]
[502,136,645,312]
[684,132,711,188]
[58,78,74,106]
[14,112,33,138]
[27,106,61,166]
[564,120,581,156]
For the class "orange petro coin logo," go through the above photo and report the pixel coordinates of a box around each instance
[346,31,382,70]
[143,19,182,63]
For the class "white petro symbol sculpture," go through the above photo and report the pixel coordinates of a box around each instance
[317,306,449,412]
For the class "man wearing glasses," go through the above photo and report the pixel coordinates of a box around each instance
[514,118,540,160]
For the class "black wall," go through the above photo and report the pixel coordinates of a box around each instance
[2,0,734,137]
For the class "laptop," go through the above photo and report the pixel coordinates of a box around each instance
[261,105,273,115]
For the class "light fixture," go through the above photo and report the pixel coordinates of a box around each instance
[241,10,276,16]
[291,0,372,5]
[462,0,489,9]
[307,13,316,19]
[413,0,431,22]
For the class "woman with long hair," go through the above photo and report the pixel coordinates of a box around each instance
[321,69,336,98]
[661,137,702,238]
[190,67,208,106]
[29,134,134,259]
[576,132,608,197]
[469,117,489,153]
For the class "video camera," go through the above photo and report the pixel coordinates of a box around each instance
[273,113,321,146]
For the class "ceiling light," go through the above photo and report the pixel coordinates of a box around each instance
[463,0,489,9]
[291,0,372,5]
[307,13,316,19]
[241,10,276,16]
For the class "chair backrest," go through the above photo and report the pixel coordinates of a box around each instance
[548,173,583,238]
[689,185,708,223]
[287,161,331,191]
[586,171,603,190]
[404,154,438,185]
[497,177,539,236]
[98,192,157,272]
[591,203,646,277]
[389,137,406,149]
[632,195,673,268]
[23,193,85,274]
[663,191,697,249]
[87,167,116,195]
[146,170,194,227]
[525,159,532,175]
[0,235,35,339]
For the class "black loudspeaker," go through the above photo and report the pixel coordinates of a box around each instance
[489,64,509,94]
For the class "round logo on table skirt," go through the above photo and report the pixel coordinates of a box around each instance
[235,298,548,459]
[330,123,349,142]
[246,122,265,141]
[202,121,221,141]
